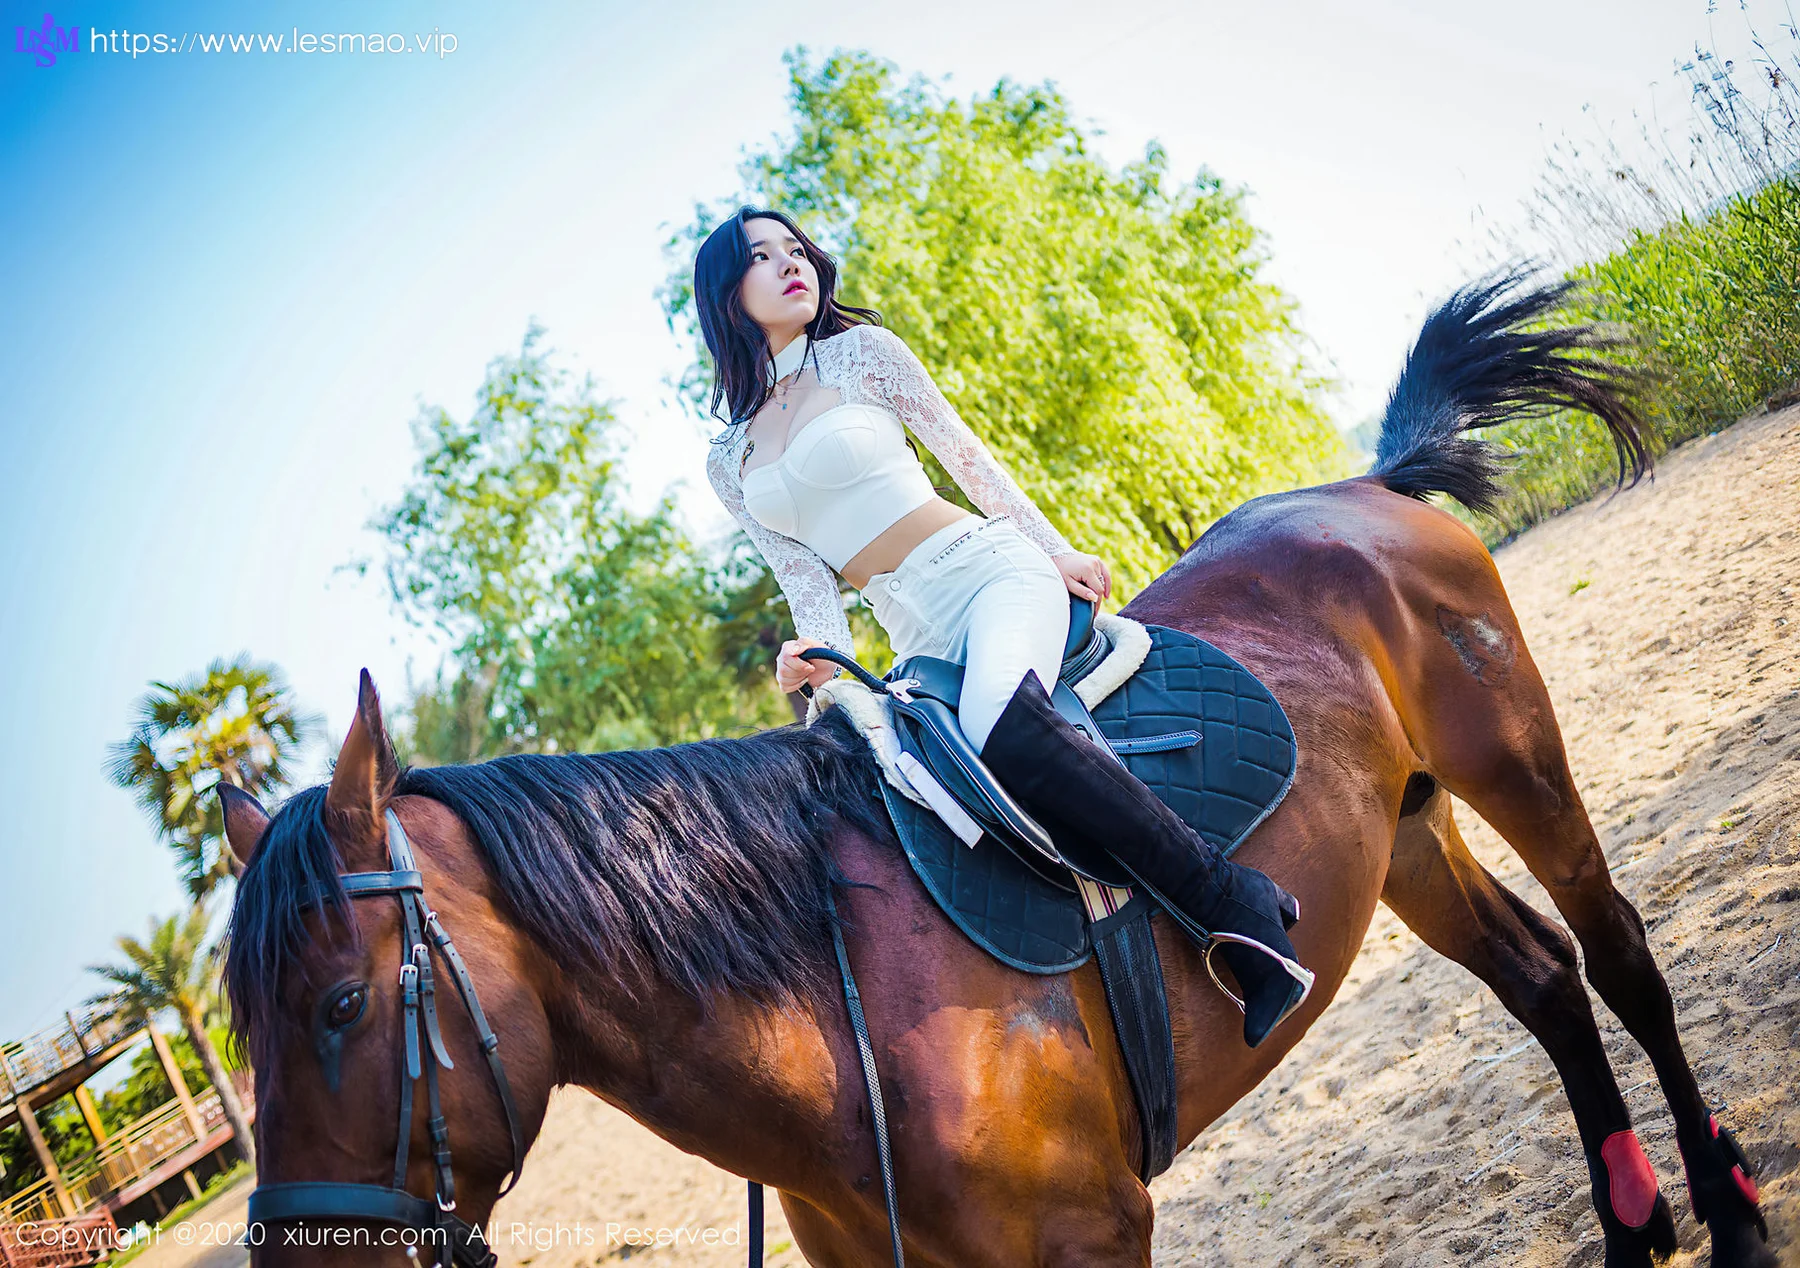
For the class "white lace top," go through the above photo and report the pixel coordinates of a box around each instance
[706,323,1076,659]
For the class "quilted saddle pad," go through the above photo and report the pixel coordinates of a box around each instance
[888,622,1299,972]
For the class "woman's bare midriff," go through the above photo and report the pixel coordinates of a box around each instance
[839,497,980,591]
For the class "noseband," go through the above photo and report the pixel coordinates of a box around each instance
[247,808,526,1267]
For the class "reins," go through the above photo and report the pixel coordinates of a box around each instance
[743,889,904,1268]
[746,648,908,1268]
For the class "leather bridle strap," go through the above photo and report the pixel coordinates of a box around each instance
[423,905,527,1188]
[378,808,526,1198]
[248,808,526,1268]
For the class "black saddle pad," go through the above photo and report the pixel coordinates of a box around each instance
[1085,625,1298,856]
[884,623,1298,971]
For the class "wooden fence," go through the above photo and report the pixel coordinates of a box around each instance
[0,1211,118,1268]
[0,1085,248,1224]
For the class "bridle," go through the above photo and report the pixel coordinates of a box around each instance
[247,808,526,1267]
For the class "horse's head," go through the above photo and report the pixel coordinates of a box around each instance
[222,671,554,1265]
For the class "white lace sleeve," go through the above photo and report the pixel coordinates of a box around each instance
[853,325,1077,559]
[705,433,856,664]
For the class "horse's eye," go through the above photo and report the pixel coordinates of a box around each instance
[328,984,368,1029]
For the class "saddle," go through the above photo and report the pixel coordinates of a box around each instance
[879,600,1199,888]
[800,596,1298,1182]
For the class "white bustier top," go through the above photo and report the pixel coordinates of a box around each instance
[738,401,938,570]
[707,322,1075,661]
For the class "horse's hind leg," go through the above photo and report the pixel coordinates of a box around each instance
[1382,780,1678,1267]
[1411,592,1774,1267]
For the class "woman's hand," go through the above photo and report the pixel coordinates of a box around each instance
[1055,552,1112,603]
[775,638,838,694]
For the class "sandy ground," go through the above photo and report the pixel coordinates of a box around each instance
[129,407,1799,1267]
[483,1087,806,1267]
[123,1177,252,1268]
[1149,405,1800,1267]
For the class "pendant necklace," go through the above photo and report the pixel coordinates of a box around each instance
[743,333,811,471]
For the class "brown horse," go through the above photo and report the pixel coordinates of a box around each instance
[220,275,1774,1267]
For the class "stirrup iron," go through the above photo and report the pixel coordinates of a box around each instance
[1202,932,1316,1030]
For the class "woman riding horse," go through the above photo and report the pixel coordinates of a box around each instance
[695,205,1313,1048]
[218,271,1776,1267]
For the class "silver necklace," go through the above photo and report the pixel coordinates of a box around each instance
[742,354,807,470]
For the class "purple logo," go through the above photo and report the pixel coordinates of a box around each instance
[16,12,78,66]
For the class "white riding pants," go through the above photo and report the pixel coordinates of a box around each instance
[860,514,1071,752]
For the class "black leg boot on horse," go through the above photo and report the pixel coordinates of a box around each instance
[979,669,1315,1048]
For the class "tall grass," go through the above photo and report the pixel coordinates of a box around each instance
[1474,3,1800,540]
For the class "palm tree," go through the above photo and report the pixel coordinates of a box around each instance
[108,655,313,897]
[87,905,255,1170]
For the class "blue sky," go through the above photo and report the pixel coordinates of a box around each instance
[0,0,1754,1042]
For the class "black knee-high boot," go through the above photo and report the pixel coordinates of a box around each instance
[979,670,1314,1048]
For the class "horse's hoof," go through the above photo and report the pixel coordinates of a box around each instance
[1706,1232,1780,1268]
[1601,1193,1677,1268]
[1694,1113,1773,1266]
[1644,1194,1677,1257]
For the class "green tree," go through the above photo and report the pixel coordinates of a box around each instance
[372,322,790,759]
[661,48,1350,599]
[95,1024,238,1135]
[107,657,313,896]
[86,906,256,1171]
[395,663,502,769]
[0,1101,94,1199]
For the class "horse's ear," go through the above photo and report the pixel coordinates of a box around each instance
[218,782,271,868]
[325,669,400,842]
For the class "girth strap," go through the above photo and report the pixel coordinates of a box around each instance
[1089,894,1179,1181]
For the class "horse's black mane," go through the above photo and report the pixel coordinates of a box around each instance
[223,709,890,1062]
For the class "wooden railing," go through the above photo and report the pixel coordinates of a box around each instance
[0,1083,252,1223]
[0,1211,118,1268]
[0,1183,59,1230]
[64,1098,195,1211]
[0,1011,142,1101]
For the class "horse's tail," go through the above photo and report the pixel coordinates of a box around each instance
[1369,269,1653,516]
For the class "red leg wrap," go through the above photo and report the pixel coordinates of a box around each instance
[1711,1114,1761,1206]
[1600,1130,1660,1229]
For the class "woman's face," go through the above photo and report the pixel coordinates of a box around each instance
[738,216,819,346]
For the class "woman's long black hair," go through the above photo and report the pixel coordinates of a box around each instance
[694,206,883,430]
